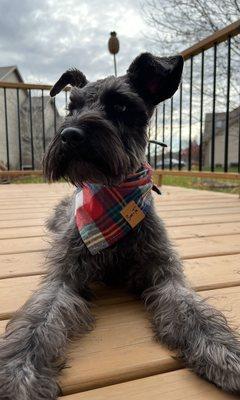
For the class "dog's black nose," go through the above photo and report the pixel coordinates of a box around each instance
[61,127,85,145]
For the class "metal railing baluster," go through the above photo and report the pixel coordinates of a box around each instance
[188,56,193,171]
[53,97,57,135]
[238,108,240,174]
[16,88,22,170]
[199,51,204,171]
[29,89,34,169]
[154,108,158,169]
[41,90,46,153]
[211,43,217,172]
[179,83,182,170]
[65,90,68,115]
[224,36,231,172]
[162,102,165,170]
[3,88,10,170]
[170,97,173,170]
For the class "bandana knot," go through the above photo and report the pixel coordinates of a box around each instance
[75,163,153,255]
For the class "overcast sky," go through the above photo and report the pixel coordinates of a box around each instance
[0,0,153,84]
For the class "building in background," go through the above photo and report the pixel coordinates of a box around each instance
[0,66,62,170]
[203,107,240,168]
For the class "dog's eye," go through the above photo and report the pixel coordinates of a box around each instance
[67,101,82,115]
[113,104,127,113]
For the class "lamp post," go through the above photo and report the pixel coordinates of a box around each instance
[108,31,119,77]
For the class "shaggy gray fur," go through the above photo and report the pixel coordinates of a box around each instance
[0,53,239,399]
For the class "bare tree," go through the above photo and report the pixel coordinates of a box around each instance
[143,0,240,54]
[142,0,240,105]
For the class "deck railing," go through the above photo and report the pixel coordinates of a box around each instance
[0,20,240,181]
[148,20,240,179]
[0,82,69,174]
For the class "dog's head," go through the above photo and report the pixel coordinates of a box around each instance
[44,53,183,186]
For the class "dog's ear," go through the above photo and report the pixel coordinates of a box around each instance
[127,53,183,105]
[50,69,88,97]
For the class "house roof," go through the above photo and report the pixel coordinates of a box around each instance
[0,66,24,82]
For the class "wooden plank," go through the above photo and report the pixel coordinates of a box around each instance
[0,206,239,222]
[185,254,240,291]
[1,221,239,242]
[0,226,45,239]
[0,207,52,214]
[0,213,238,230]
[0,252,44,279]
[164,214,240,227]
[0,218,45,229]
[168,222,240,239]
[63,369,237,400]
[155,201,240,211]
[0,275,41,319]
[0,212,49,221]
[0,203,57,210]
[1,233,239,259]
[0,237,48,255]
[159,207,240,219]
[1,201,239,214]
[177,234,240,259]
[0,197,236,210]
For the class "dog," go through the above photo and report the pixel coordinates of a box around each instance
[0,52,240,400]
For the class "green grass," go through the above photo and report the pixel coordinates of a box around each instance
[162,175,239,194]
[11,176,46,184]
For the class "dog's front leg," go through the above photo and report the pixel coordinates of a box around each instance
[144,273,240,393]
[138,214,240,394]
[0,232,94,400]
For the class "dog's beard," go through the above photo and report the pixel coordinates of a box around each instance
[43,133,135,186]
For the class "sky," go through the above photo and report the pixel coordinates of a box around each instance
[0,0,152,84]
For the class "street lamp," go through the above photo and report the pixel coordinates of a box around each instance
[108,31,119,77]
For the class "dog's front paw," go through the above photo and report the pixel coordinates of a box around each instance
[0,363,60,400]
[188,342,240,394]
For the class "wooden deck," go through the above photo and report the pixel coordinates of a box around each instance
[0,183,240,399]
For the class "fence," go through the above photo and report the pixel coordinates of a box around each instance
[148,20,240,179]
[0,20,240,181]
[0,81,69,174]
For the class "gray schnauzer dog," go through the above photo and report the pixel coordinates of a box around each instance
[0,53,240,400]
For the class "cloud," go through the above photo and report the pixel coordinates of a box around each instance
[0,0,150,84]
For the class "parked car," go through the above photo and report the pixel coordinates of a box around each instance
[156,158,186,169]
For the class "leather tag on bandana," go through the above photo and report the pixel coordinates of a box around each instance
[121,200,145,228]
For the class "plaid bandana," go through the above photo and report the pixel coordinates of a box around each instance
[75,163,153,255]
